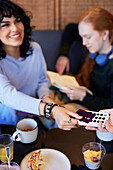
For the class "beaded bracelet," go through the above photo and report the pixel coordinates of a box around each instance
[49,104,58,118]
[44,103,48,116]
[45,103,53,119]
[44,103,58,119]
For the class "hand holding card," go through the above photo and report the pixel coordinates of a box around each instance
[76,109,109,127]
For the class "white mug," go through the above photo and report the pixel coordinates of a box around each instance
[13,118,38,144]
[96,130,113,141]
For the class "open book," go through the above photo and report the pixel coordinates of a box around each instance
[47,71,93,95]
[47,71,79,90]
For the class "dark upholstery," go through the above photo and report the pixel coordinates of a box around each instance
[32,30,63,72]
[32,30,87,74]
[69,40,87,74]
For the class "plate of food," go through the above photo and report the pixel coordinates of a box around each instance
[20,148,71,170]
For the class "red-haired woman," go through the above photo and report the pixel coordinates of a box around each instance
[60,8,113,111]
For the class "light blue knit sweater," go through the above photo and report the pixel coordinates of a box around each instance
[0,42,50,125]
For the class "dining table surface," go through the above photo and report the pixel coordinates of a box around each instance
[0,124,113,170]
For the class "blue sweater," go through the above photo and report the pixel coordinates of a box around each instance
[0,42,50,125]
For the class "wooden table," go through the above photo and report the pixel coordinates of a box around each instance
[0,124,43,164]
[45,127,113,170]
[0,125,113,170]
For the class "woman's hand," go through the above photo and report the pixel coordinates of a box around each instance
[85,109,113,134]
[52,106,82,130]
[98,109,113,134]
[60,86,86,101]
[39,101,82,130]
[55,56,69,75]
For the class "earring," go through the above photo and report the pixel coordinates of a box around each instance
[103,37,106,41]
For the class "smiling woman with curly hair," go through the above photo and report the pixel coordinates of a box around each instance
[0,0,33,59]
[0,0,81,131]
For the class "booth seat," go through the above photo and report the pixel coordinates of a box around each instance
[32,30,87,74]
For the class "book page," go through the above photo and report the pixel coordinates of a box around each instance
[47,71,79,89]
[47,71,93,95]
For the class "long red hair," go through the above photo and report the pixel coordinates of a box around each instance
[76,8,113,89]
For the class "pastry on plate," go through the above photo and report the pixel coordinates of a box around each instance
[27,150,44,170]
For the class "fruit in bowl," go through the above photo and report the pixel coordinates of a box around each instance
[83,149,101,169]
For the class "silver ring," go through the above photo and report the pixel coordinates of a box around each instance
[68,118,71,123]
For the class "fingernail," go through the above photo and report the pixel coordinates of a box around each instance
[78,116,82,118]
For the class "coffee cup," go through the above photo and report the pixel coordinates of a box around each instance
[13,118,38,144]
[96,130,113,141]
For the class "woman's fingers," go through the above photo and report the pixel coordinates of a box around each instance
[68,111,82,120]
[64,118,78,125]
[58,119,77,130]
[59,126,73,131]
[58,117,78,127]
[85,121,107,132]
[98,121,107,132]
[85,126,98,130]
[56,56,69,75]
[105,120,113,133]
[99,109,113,114]
[57,116,80,130]
[59,89,70,93]
[53,106,82,130]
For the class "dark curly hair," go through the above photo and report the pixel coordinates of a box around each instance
[0,0,33,60]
